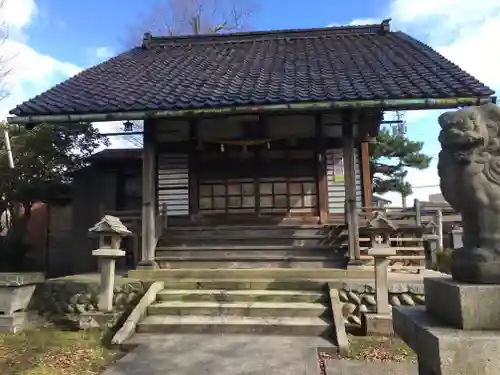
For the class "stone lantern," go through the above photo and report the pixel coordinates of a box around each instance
[362,211,397,335]
[88,215,132,312]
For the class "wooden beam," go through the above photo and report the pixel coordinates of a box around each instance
[315,115,328,224]
[138,119,157,268]
[342,110,360,261]
[188,120,199,222]
[360,141,372,208]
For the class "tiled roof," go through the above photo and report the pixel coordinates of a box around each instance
[88,148,142,162]
[10,21,494,116]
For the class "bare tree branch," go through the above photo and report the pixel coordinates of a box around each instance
[116,0,258,147]
[0,0,13,102]
[121,0,258,48]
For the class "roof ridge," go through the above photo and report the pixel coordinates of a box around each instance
[141,19,392,49]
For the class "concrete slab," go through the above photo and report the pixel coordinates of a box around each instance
[325,359,417,375]
[105,334,329,375]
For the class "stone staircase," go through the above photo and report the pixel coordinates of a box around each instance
[154,224,347,269]
[135,278,334,339]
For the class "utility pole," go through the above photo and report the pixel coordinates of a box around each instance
[2,123,14,168]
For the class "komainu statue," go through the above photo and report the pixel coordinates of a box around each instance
[438,103,500,283]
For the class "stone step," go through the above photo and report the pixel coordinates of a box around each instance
[153,279,331,291]
[161,238,331,247]
[128,268,370,281]
[136,315,333,337]
[147,301,329,318]
[156,289,327,303]
[155,247,342,256]
[163,231,328,239]
[155,259,346,269]
[164,224,331,231]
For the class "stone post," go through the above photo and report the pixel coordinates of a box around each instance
[362,234,396,335]
[370,247,395,315]
[435,209,443,250]
[424,234,439,268]
[451,227,463,249]
[88,215,131,312]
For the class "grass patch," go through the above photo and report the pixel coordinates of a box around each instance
[322,335,416,363]
[0,327,125,375]
[347,335,416,362]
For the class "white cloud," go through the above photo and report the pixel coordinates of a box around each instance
[367,0,500,205]
[0,1,134,148]
[87,46,114,65]
[348,18,380,26]
[0,0,82,121]
[1,0,38,41]
[327,18,380,27]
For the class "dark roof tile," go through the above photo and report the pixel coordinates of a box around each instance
[10,23,494,116]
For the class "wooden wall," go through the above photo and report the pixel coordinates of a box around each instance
[153,112,371,219]
[157,153,190,216]
[326,148,362,213]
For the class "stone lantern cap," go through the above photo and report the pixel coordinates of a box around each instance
[88,215,132,237]
[365,211,398,231]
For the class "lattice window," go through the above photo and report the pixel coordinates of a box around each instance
[199,179,256,214]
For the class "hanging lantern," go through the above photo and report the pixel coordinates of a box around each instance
[123,120,134,132]
[220,143,225,152]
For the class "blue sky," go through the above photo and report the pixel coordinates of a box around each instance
[26,0,387,65]
[2,0,500,203]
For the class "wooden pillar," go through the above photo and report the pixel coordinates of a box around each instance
[139,119,157,268]
[360,141,372,209]
[342,110,360,261]
[188,120,199,222]
[315,115,328,224]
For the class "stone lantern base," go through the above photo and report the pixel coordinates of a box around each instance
[0,273,45,333]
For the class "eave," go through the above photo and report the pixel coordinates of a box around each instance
[7,96,496,125]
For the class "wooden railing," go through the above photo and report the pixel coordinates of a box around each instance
[358,236,427,273]
[343,204,449,273]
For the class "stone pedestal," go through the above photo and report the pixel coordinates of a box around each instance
[0,273,45,333]
[363,247,396,335]
[92,248,125,312]
[394,276,500,374]
[0,311,41,333]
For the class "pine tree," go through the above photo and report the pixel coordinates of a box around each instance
[370,113,432,207]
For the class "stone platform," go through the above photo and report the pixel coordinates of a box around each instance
[394,306,500,374]
[394,276,500,375]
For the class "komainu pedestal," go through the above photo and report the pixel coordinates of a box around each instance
[394,278,500,375]
[393,104,500,375]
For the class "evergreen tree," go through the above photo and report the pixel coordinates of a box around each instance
[0,122,108,270]
[370,114,432,207]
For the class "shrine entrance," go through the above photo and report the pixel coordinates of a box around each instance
[196,139,319,221]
